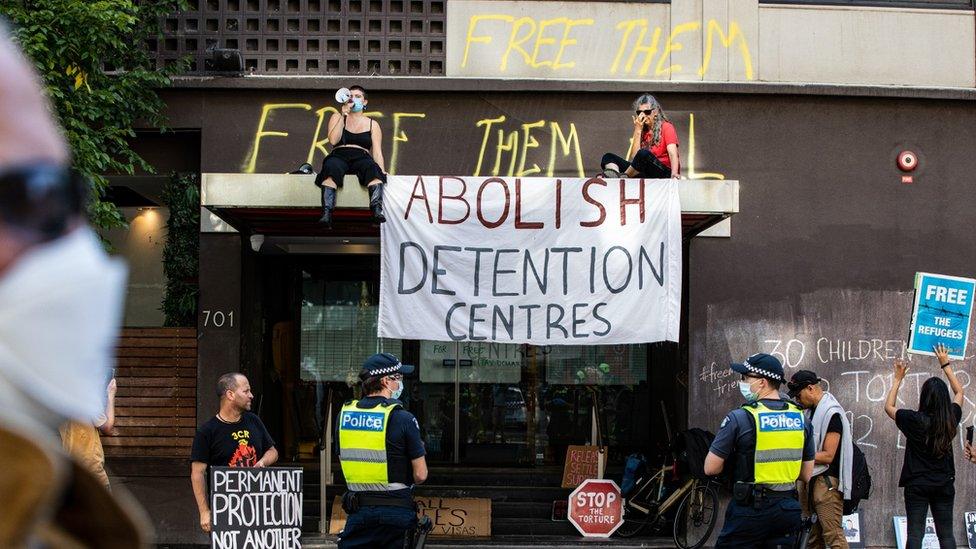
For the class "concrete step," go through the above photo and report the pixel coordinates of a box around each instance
[491,517,579,537]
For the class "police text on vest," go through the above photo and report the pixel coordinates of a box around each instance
[757,412,804,431]
[341,411,386,431]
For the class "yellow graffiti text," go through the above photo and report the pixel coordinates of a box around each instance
[245,103,312,174]
[685,113,724,180]
[611,19,662,76]
[463,14,594,71]
[655,22,700,77]
[699,20,754,80]
[245,105,392,173]
[389,112,427,176]
[475,117,585,178]
[465,15,754,79]
[305,106,339,164]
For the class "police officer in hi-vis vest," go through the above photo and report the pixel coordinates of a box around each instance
[337,353,428,548]
[703,353,815,548]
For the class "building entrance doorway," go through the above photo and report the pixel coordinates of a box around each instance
[274,253,658,469]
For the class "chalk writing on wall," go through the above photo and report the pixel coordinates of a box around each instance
[692,289,976,547]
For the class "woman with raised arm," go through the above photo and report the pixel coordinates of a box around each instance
[599,93,680,180]
[314,85,387,228]
[884,343,964,549]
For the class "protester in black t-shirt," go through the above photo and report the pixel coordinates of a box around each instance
[189,373,278,534]
[788,370,853,549]
[885,344,964,549]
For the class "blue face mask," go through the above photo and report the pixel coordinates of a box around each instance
[351,98,364,113]
[391,379,404,400]
[739,380,759,403]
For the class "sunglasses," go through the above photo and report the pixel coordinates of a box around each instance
[635,109,655,116]
[0,164,83,240]
[387,373,403,381]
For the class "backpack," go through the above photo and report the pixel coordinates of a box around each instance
[673,428,716,480]
[843,442,871,515]
[621,453,647,497]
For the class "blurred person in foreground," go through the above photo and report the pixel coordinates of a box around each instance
[0,23,148,547]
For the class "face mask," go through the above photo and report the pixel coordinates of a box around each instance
[351,98,364,112]
[0,227,127,429]
[391,379,404,400]
[739,380,760,403]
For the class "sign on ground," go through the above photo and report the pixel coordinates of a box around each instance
[210,466,303,549]
[329,496,491,538]
[567,478,623,538]
[908,272,976,360]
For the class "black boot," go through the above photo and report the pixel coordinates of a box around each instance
[368,183,386,223]
[318,185,337,227]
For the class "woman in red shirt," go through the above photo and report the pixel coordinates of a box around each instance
[600,94,680,179]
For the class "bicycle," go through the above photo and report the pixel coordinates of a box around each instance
[615,453,720,548]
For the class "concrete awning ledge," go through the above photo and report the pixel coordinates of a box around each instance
[201,173,739,242]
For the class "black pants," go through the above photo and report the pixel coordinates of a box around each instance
[905,483,955,548]
[315,146,385,188]
[601,150,671,178]
[714,495,801,548]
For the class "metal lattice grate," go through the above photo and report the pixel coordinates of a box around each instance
[151,0,446,75]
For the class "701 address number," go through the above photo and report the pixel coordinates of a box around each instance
[202,309,235,328]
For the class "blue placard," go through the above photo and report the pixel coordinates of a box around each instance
[908,272,976,360]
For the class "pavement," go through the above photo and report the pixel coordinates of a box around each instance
[158,534,677,548]
[262,534,675,548]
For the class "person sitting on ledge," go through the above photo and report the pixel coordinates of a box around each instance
[315,85,387,227]
[599,93,680,180]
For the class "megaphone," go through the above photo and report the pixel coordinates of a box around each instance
[335,87,351,104]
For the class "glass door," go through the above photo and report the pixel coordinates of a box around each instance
[294,261,652,468]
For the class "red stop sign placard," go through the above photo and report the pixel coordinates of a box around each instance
[567,478,623,537]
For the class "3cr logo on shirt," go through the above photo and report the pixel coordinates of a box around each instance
[341,411,385,431]
[758,412,804,432]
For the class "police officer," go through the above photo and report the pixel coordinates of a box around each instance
[337,353,428,549]
[703,353,815,548]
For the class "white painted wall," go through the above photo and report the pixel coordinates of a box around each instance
[759,4,976,87]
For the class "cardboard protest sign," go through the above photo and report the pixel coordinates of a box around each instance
[561,445,604,488]
[329,496,491,538]
[908,272,976,360]
[379,176,682,345]
[210,467,303,549]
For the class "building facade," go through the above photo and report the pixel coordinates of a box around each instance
[110,0,976,545]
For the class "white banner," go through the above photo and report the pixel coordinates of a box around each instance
[379,176,682,345]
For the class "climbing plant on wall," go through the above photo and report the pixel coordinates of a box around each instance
[0,0,186,232]
[161,172,199,327]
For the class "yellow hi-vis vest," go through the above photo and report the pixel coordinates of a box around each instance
[338,400,401,491]
[743,400,805,487]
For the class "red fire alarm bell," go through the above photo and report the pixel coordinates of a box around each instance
[897,150,918,172]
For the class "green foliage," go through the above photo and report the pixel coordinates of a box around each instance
[161,172,199,327]
[0,0,186,231]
